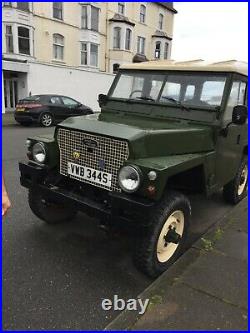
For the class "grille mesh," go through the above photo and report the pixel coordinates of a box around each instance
[57,128,129,192]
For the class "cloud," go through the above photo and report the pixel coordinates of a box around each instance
[171,2,248,62]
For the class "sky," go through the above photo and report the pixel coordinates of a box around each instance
[171,2,248,62]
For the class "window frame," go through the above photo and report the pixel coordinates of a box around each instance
[80,42,88,65]
[118,2,125,15]
[53,2,63,20]
[159,13,164,30]
[16,2,29,12]
[113,27,121,49]
[5,24,14,54]
[139,4,146,23]
[137,36,145,55]
[53,33,64,60]
[125,28,132,51]
[18,26,30,55]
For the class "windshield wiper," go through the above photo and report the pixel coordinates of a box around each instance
[136,96,155,102]
[162,97,191,112]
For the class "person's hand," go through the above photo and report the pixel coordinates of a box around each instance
[2,187,11,217]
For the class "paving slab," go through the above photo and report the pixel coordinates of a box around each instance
[132,283,248,331]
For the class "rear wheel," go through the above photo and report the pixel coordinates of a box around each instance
[223,156,248,204]
[40,113,53,127]
[28,189,77,224]
[133,191,191,278]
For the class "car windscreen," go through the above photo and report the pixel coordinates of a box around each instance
[109,72,227,110]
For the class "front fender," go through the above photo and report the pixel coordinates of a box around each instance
[130,152,215,200]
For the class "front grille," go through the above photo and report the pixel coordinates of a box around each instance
[57,128,129,192]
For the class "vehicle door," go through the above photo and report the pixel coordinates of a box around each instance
[48,95,65,120]
[61,96,81,118]
[215,74,247,187]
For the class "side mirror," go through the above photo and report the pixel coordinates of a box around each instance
[98,94,108,107]
[232,105,247,125]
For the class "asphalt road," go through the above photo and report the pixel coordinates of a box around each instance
[2,124,235,330]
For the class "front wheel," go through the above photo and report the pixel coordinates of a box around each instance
[223,156,248,204]
[133,191,191,278]
[28,189,77,224]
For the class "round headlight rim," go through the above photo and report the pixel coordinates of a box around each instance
[32,142,46,164]
[118,165,142,193]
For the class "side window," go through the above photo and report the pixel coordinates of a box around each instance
[184,85,195,100]
[61,97,78,106]
[160,82,181,102]
[50,96,62,105]
[200,80,226,106]
[224,81,247,121]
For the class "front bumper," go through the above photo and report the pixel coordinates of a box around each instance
[19,162,155,223]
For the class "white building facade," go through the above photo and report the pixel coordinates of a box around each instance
[2,2,177,112]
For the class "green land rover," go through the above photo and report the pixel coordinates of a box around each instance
[19,60,248,277]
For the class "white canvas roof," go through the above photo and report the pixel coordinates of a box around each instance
[120,59,248,76]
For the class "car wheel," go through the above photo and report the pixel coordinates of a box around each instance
[133,191,191,278]
[40,113,53,127]
[223,156,248,204]
[28,189,77,224]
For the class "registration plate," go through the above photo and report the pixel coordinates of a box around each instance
[16,108,25,112]
[68,162,112,187]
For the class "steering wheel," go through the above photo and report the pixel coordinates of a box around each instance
[129,90,143,98]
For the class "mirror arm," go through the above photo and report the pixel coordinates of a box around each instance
[220,122,233,137]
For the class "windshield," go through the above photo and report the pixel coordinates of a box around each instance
[110,72,227,109]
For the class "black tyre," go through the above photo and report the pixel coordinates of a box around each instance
[223,156,248,205]
[40,113,53,127]
[28,189,77,224]
[133,191,191,278]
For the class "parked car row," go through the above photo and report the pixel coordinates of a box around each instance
[14,94,93,127]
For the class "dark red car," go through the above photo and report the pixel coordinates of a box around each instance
[14,94,93,127]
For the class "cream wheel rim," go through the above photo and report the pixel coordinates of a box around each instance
[238,164,248,196]
[157,210,185,263]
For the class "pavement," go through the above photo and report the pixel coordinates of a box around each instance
[2,112,16,126]
[106,198,248,331]
[2,122,248,330]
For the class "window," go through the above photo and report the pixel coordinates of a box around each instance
[118,3,125,15]
[53,34,64,60]
[18,27,30,55]
[61,97,78,106]
[5,25,13,53]
[159,13,164,30]
[137,36,145,54]
[90,44,98,67]
[140,5,146,23]
[53,2,63,20]
[125,29,132,50]
[164,42,169,59]
[50,96,62,104]
[81,6,88,29]
[91,6,99,31]
[81,42,88,65]
[3,2,12,7]
[224,81,247,121]
[113,63,120,74]
[200,80,226,106]
[155,42,161,59]
[113,27,121,49]
[16,2,29,11]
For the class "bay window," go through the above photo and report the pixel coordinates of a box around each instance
[113,27,121,49]
[18,26,30,55]
[6,25,13,53]
[125,29,132,50]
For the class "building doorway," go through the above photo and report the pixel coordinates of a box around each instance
[4,78,19,112]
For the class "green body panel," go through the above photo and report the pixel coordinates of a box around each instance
[26,70,248,202]
[58,112,214,159]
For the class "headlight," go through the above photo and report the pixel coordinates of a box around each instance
[32,142,46,164]
[118,165,141,193]
[25,139,32,148]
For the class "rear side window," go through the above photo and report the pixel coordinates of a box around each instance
[200,81,226,106]
[50,96,62,104]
